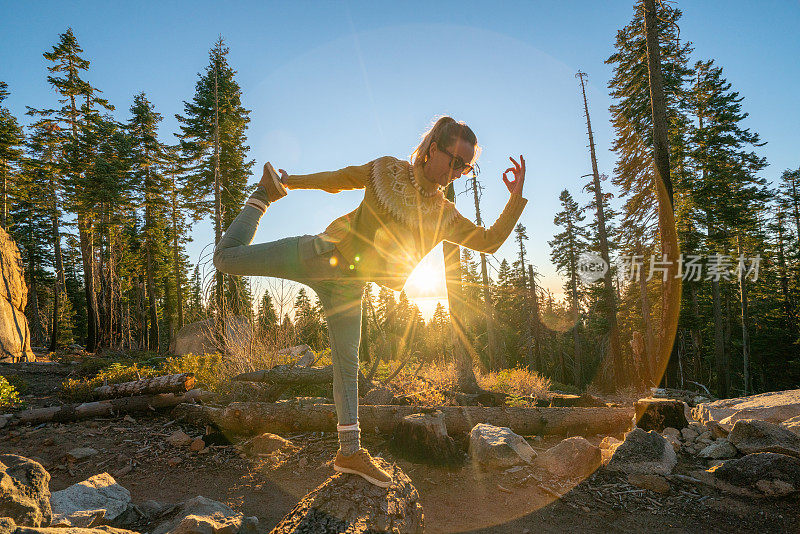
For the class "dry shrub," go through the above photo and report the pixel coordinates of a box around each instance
[476,366,551,399]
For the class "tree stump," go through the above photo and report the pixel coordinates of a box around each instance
[389,410,464,466]
[635,398,688,432]
[269,458,423,533]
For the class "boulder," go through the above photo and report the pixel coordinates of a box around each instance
[0,455,51,527]
[390,410,463,466]
[50,473,131,526]
[727,419,800,458]
[362,385,396,405]
[152,496,258,534]
[244,433,292,456]
[0,227,35,362]
[635,398,688,432]
[468,423,537,469]
[270,459,422,534]
[693,389,800,430]
[536,436,601,479]
[169,316,251,357]
[607,428,677,475]
[707,452,800,497]
[698,439,738,460]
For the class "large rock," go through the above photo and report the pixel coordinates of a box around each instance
[693,389,800,430]
[468,423,537,469]
[152,496,258,534]
[50,473,131,526]
[635,398,688,432]
[698,439,738,459]
[707,452,800,497]
[536,436,601,479]
[727,419,800,458]
[169,316,251,356]
[0,455,51,527]
[607,428,677,475]
[0,227,34,362]
[270,460,422,533]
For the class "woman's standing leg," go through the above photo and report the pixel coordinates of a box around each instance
[314,279,367,455]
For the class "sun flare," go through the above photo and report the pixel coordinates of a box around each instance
[403,251,447,298]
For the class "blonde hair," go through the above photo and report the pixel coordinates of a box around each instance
[410,116,481,167]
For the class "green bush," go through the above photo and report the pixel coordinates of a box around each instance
[0,376,22,409]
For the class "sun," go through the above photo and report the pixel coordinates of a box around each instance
[404,253,446,297]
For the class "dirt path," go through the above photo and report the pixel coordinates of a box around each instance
[1,362,798,533]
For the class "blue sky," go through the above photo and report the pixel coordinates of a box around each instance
[2,1,798,320]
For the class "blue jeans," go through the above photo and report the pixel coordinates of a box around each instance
[213,204,366,427]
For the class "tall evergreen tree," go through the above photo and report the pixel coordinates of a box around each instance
[0,82,24,230]
[176,37,254,318]
[43,28,114,352]
[549,190,590,386]
[128,92,169,351]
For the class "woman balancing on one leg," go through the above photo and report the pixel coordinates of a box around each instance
[213,116,527,488]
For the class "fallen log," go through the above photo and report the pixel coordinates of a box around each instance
[232,365,375,392]
[93,372,195,399]
[10,389,214,425]
[173,401,634,437]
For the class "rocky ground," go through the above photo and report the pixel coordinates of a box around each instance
[1,361,798,533]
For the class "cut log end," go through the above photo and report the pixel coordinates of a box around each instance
[270,457,423,534]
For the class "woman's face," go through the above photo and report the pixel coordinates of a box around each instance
[426,138,476,187]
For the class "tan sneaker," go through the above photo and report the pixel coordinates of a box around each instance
[261,162,288,202]
[333,448,393,488]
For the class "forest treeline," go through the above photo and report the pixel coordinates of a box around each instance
[0,3,798,397]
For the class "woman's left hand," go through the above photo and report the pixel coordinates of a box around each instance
[502,155,525,196]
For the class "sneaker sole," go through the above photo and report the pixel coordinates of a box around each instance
[333,464,391,488]
[264,162,288,200]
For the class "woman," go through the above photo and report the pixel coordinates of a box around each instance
[214,116,527,488]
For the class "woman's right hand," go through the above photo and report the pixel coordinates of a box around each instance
[278,168,289,185]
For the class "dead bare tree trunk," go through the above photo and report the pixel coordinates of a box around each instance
[577,70,624,388]
[468,170,500,370]
[443,182,480,393]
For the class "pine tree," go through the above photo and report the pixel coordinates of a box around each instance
[606,3,693,388]
[686,58,769,396]
[0,82,24,230]
[549,190,590,386]
[128,92,170,351]
[43,28,114,352]
[176,37,254,318]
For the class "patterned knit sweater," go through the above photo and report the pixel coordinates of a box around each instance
[284,156,528,291]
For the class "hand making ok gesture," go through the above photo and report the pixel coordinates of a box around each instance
[502,155,526,196]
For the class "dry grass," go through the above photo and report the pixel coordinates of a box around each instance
[375,358,552,407]
[476,366,552,400]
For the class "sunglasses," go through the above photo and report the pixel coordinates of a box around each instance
[438,146,475,176]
